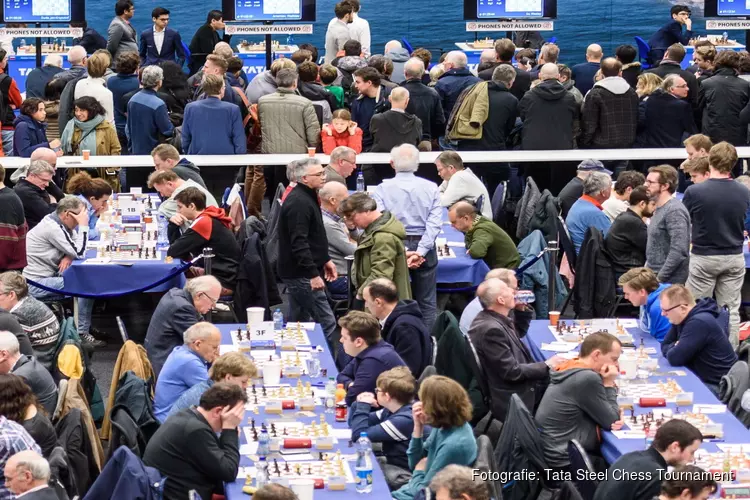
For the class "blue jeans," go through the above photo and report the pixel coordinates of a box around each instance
[28,276,95,336]
[282,276,338,346]
[1,130,14,156]
[327,276,349,297]
[405,239,438,331]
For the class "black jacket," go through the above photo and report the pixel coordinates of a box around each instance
[574,228,616,319]
[469,309,549,422]
[519,80,579,150]
[621,62,642,88]
[557,177,583,219]
[402,78,445,141]
[56,408,98,496]
[144,288,202,377]
[593,447,667,500]
[188,24,230,75]
[0,310,32,355]
[637,88,698,148]
[604,208,647,276]
[12,354,58,416]
[72,27,107,54]
[381,300,433,378]
[459,81,518,151]
[646,61,699,110]
[700,67,750,146]
[234,231,281,323]
[13,178,55,229]
[278,183,331,279]
[479,62,532,101]
[581,78,639,149]
[370,109,422,153]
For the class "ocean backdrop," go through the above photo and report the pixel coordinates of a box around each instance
[80,0,744,65]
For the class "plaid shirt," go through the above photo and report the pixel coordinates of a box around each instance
[0,416,41,500]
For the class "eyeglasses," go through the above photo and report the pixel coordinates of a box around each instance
[200,291,219,306]
[674,84,689,89]
[662,303,687,313]
[374,388,382,394]
[307,172,325,178]
[644,179,661,186]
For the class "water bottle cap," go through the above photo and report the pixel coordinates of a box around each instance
[275,308,280,312]
[360,432,367,437]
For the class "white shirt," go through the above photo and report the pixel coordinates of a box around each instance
[153,26,165,54]
[74,77,115,124]
[349,14,371,57]
[602,197,629,223]
[439,168,493,219]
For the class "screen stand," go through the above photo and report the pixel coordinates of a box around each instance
[35,23,42,68]
[264,21,273,70]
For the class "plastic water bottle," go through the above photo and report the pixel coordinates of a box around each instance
[325,377,336,414]
[355,433,373,493]
[356,170,365,192]
[19,39,26,49]
[255,457,269,488]
[257,429,270,458]
[305,346,321,377]
[156,214,169,249]
[286,34,295,47]
[273,309,284,331]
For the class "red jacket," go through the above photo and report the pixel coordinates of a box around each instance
[321,127,363,154]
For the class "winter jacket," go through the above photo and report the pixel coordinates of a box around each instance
[386,47,411,83]
[278,183,331,280]
[636,88,698,148]
[469,309,549,421]
[259,88,321,154]
[14,178,55,230]
[144,288,202,377]
[519,79,579,150]
[12,115,51,157]
[435,67,481,121]
[465,215,520,269]
[661,298,737,386]
[25,65,64,99]
[646,61,700,109]
[641,283,672,342]
[517,230,567,319]
[478,62,531,101]
[581,77,639,149]
[246,71,277,104]
[370,109,423,152]
[381,300,433,378]
[353,211,412,299]
[605,208,647,276]
[447,81,489,141]
[0,186,26,270]
[57,378,105,477]
[351,85,391,150]
[527,189,559,245]
[458,81,517,149]
[337,340,406,406]
[514,176,541,240]
[83,446,164,500]
[61,119,121,156]
[700,67,750,146]
[182,97,246,155]
[321,126,363,154]
[621,62,642,88]
[12,354,58,416]
[349,402,413,470]
[172,159,207,189]
[402,78,445,141]
[574,227,616,319]
[234,231,281,324]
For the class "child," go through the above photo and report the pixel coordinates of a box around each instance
[392,376,478,500]
[226,56,247,90]
[349,366,416,471]
[321,109,363,154]
[319,63,345,109]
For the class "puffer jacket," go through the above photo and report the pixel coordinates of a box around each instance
[702,67,750,146]
[13,114,50,157]
[354,211,412,299]
[514,176,541,240]
[245,70,277,104]
[258,88,321,154]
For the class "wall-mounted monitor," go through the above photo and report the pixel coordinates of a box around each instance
[222,0,316,22]
[705,0,750,17]
[1,0,85,23]
[464,0,557,20]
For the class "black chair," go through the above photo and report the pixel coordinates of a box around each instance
[473,435,502,500]
[463,332,499,434]
[556,216,577,316]
[567,440,598,500]
[108,404,148,461]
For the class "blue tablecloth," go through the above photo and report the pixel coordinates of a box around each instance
[523,320,750,464]
[220,324,391,500]
[61,250,186,296]
[437,221,491,287]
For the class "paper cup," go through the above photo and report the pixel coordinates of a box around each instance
[82,150,90,160]
[307,147,316,157]
[290,479,314,500]
[263,360,282,385]
[246,307,265,328]
[620,357,637,379]
[549,311,560,327]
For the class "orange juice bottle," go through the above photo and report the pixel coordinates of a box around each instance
[335,383,346,403]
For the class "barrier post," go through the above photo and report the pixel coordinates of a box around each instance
[345,255,355,309]
[203,247,215,322]
[547,240,559,318]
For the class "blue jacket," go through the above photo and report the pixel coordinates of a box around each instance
[572,62,601,97]
[661,298,737,386]
[108,73,140,134]
[168,379,213,418]
[337,340,406,406]
[12,115,50,157]
[349,402,413,470]
[25,65,63,99]
[434,67,481,120]
[125,88,174,155]
[72,27,107,54]
[517,229,568,319]
[145,288,202,377]
[139,27,186,67]
[382,300,433,378]
[77,195,100,240]
[153,345,210,422]
[566,197,611,254]
[641,283,671,342]
[648,20,692,51]
[182,97,247,155]
[83,446,164,500]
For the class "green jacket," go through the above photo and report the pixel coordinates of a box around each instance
[354,211,412,299]
[465,215,520,269]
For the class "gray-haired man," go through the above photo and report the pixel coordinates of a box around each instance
[13,161,56,230]
[564,171,613,254]
[126,65,174,155]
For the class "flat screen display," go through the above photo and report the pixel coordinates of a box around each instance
[465,0,556,19]
[705,0,750,17]
[224,0,316,22]
[3,0,71,22]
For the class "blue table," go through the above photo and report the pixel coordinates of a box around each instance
[220,323,391,500]
[523,319,750,464]
[437,219,491,287]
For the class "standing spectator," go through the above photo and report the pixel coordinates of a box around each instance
[321,110,363,155]
[384,41,410,84]
[369,88,423,182]
[71,21,107,54]
[13,161,55,230]
[637,75,698,152]
[693,43,716,81]
[24,55,63,99]
[157,61,192,115]
[320,63,345,109]
[0,49,23,156]
[107,0,138,62]
[60,97,121,159]
[192,55,240,106]
[0,165,25,272]
[351,67,390,151]
[245,58,296,105]
[478,39,531,101]
[401,58,445,144]
[683,157,710,185]
[52,46,88,84]
[42,78,65,143]
[319,181,355,296]
[139,7,186,67]
[410,48,434,85]
[449,201,519,270]
[435,51,480,122]
[604,186,653,279]
[615,44,641,88]
[636,73,664,100]
[0,416,41,499]
[572,44,603,96]
[645,165,690,284]
[565,171,613,254]
[602,170,646,222]
[182,74,245,155]
[126,65,174,155]
[647,5,693,64]
[297,61,335,122]
[324,2,353,64]
[557,160,611,219]
[435,151,492,219]
[373,144,441,329]
[188,10,230,75]
[12,99,61,158]
[618,267,671,342]
[529,42,560,80]
[73,51,114,123]
[324,146,358,185]
[701,51,750,148]
[646,44,699,109]
[108,51,140,153]
[558,64,584,104]
[343,0,370,57]
[683,142,750,346]
[277,158,338,345]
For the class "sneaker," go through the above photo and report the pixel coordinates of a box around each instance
[80,332,107,348]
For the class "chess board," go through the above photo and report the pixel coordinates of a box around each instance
[238,455,356,484]
[243,417,336,443]
[94,247,162,260]
[549,318,637,343]
[245,382,322,408]
[619,380,687,401]
[231,327,312,347]
[33,0,70,17]
[693,450,750,480]
[621,408,722,437]
[506,0,542,12]
[436,246,457,259]
[251,351,312,372]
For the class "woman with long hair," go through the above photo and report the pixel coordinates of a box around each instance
[158,60,192,116]
[0,374,57,458]
[12,97,62,157]
[66,171,113,240]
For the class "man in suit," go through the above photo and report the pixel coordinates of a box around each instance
[647,5,693,66]
[646,44,699,111]
[107,0,138,62]
[139,7,186,67]
[70,21,107,54]
[3,450,57,500]
[188,10,231,75]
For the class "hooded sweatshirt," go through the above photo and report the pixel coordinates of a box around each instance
[518,79,579,150]
[354,211,412,299]
[581,76,639,149]
[245,70,278,104]
[534,360,620,467]
[167,206,240,290]
[369,109,422,153]
[385,47,411,84]
[641,283,671,342]
[172,159,207,189]
[661,298,737,386]
[382,300,433,378]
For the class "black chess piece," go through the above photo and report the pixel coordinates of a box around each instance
[251,418,256,429]
[283,428,288,436]
[254,395,258,405]
[307,465,312,475]
[273,459,280,474]
[251,384,256,394]
[262,386,267,397]
[285,462,290,473]
[252,429,258,441]
[444,243,450,254]
[319,452,324,461]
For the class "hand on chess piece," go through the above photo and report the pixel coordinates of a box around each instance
[220,401,246,430]
[412,401,426,437]
[58,255,74,273]
[356,392,379,407]
[170,213,187,226]
[610,420,624,431]
[323,260,338,282]
[600,364,619,387]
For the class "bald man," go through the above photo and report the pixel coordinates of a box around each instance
[478,38,532,101]
[572,43,603,96]
[369,88,423,178]
[10,148,64,202]
[385,40,410,85]
[52,45,88,84]
[320,181,356,295]
[468,278,561,420]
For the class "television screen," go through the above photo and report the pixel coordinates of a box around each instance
[223,0,316,22]
[705,0,750,17]
[1,0,84,23]
[465,0,556,19]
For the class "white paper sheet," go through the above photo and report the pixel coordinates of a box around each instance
[540,342,578,352]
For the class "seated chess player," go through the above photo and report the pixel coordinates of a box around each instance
[153,322,222,423]
[618,267,671,342]
[659,285,737,395]
[655,465,717,500]
[143,382,246,500]
[363,278,433,379]
[468,277,559,421]
[429,465,493,500]
[145,276,222,377]
[147,169,218,239]
[336,311,406,406]
[459,268,533,337]
[593,419,703,500]
[0,332,58,417]
[253,484,298,500]
[448,201,520,270]
[167,187,240,293]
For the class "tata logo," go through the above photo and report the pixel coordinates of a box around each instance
[16,67,35,76]
[242,65,267,74]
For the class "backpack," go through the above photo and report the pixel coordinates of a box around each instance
[233,87,262,153]
[0,73,11,126]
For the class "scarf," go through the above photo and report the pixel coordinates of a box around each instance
[61,114,105,155]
